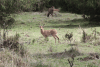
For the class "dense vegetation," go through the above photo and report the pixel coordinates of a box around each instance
[0,0,100,25]
[0,0,100,15]
[0,0,100,67]
[49,0,100,21]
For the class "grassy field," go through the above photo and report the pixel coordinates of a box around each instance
[0,12,100,67]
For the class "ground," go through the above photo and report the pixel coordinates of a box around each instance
[0,12,100,67]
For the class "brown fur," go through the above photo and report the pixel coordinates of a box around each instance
[40,26,59,43]
[47,6,59,17]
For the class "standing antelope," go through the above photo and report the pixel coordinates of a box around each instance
[40,26,59,43]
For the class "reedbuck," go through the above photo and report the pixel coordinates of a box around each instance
[47,6,59,17]
[40,26,59,43]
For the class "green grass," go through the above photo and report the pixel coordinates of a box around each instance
[1,12,100,67]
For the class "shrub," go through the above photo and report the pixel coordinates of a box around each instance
[65,32,73,43]
[0,32,27,57]
[68,47,80,56]
[49,0,100,21]
[0,49,29,67]
[87,63,98,67]
[32,38,35,44]
[7,17,15,26]
[0,12,15,28]
[81,29,93,43]
[81,30,87,43]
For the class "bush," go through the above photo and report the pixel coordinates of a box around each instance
[32,38,35,44]
[2,33,20,48]
[49,0,100,21]
[65,32,73,43]
[81,29,93,43]
[7,17,15,26]
[87,63,98,67]
[81,30,87,43]
[0,12,15,28]
[0,49,29,67]
[68,47,80,56]
[0,0,51,13]
[0,32,27,57]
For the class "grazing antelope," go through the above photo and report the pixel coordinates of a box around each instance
[47,6,59,17]
[40,26,59,43]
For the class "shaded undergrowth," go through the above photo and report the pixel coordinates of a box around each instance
[32,47,82,59]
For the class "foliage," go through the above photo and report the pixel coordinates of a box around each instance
[65,32,73,43]
[0,49,29,67]
[0,12,15,28]
[32,38,35,44]
[1,0,100,22]
[0,31,27,57]
[0,0,33,13]
[87,63,98,67]
[65,32,73,40]
[48,0,100,21]
[82,30,87,43]
[81,29,94,43]
[58,0,100,14]
[0,0,51,13]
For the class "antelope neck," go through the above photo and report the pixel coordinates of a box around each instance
[41,28,44,33]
